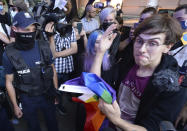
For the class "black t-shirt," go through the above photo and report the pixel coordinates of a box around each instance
[0,12,11,26]
[0,40,4,65]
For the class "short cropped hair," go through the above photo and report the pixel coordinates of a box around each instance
[134,14,183,45]
[99,7,116,24]
[86,4,93,12]
[140,7,157,15]
[175,4,187,14]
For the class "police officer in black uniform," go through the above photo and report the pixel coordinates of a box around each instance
[3,11,59,131]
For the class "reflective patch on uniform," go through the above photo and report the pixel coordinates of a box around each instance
[17,69,30,74]
[35,61,41,65]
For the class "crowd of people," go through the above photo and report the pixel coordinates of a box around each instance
[0,0,187,131]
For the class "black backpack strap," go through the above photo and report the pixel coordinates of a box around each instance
[5,44,29,71]
[172,46,184,57]
[37,40,51,65]
[1,23,10,40]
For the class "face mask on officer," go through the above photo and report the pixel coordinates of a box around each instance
[14,31,36,50]
[180,20,187,30]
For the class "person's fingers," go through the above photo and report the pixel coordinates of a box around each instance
[182,117,187,126]
[103,24,116,37]
[109,33,117,41]
[98,99,105,113]
[18,112,22,118]
[45,22,54,32]
[175,116,183,127]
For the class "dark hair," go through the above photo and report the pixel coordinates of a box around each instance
[141,7,157,15]
[175,4,187,14]
[0,0,5,5]
[116,16,123,25]
[134,14,183,45]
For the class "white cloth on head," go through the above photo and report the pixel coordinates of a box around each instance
[53,0,67,10]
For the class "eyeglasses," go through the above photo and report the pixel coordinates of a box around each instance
[89,11,97,14]
[134,37,163,51]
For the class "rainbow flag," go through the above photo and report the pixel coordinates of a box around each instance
[59,72,116,131]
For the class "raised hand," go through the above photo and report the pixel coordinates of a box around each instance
[95,24,117,54]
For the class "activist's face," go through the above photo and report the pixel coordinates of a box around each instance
[173,9,187,31]
[133,33,171,68]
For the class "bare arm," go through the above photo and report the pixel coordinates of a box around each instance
[49,36,77,58]
[46,22,78,58]
[99,100,147,131]
[118,38,130,51]
[90,24,117,76]
[6,74,23,118]
[80,29,88,50]
[0,32,12,44]
[51,64,58,89]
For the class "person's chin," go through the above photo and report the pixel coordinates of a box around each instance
[135,59,149,67]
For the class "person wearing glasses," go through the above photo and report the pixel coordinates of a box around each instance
[81,4,100,36]
[90,14,187,131]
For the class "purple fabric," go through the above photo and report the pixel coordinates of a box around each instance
[65,72,116,103]
[121,65,150,99]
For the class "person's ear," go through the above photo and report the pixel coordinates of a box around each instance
[163,43,174,53]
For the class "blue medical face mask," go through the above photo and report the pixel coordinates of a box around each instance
[0,5,3,12]
[180,20,187,30]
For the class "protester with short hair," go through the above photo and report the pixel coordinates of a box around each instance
[81,4,100,35]
[90,14,187,131]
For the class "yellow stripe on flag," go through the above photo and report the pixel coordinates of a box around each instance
[181,32,187,45]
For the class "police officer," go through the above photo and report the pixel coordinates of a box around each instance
[3,11,59,131]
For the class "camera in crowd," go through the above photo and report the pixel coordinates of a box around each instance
[42,11,72,37]
[33,1,72,38]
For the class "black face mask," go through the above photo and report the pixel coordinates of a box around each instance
[102,22,115,31]
[14,32,36,50]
